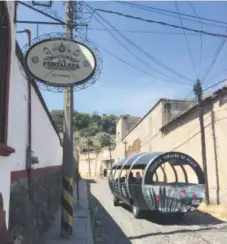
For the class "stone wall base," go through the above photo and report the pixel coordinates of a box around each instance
[8,167,61,244]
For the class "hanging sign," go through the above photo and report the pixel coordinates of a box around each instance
[24,38,97,87]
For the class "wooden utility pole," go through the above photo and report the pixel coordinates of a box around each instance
[61,0,75,236]
[193,79,209,204]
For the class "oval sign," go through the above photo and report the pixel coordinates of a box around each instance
[25,38,97,86]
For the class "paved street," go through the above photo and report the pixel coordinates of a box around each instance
[89,178,227,244]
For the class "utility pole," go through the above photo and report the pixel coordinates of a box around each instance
[108,136,113,169]
[87,136,91,178]
[122,140,127,158]
[193,79,209,205]
[61,0,75,236]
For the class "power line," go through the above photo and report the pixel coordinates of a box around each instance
[139,79,227,151]
[203,78,227,91]
[87,28,210,35]
[90,10,193,83]
[118,1,227,30]
[201,29,227,82]
[175,1,198,78]
[205,69,227,81]
[92,14,185,84]
[188,1,203,77]
[94,8,227,39]
[117,1,227,27]
[85,3,192,84]
[94,41,191,85]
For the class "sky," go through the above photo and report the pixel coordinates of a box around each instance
[16,1,227,117]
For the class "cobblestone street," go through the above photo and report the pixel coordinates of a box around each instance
[89,179,227,244]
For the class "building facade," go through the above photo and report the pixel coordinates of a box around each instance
[0,1,62,236]
[115,91,227,204]
[78,148,115,177]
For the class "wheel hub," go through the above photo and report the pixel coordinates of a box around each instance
[133,205,137,214]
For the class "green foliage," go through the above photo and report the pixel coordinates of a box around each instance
[51,110,118,150]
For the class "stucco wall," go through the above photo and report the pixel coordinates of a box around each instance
[78,149,115,177]
[159,95,227,203]
[0,1,63,228]
[115,92,227,204]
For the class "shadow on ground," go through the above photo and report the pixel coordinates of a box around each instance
[120,202,224,226]
[87,178,227,243]
[87,180,132,244]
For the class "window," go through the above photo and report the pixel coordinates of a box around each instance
[0,2,15,156]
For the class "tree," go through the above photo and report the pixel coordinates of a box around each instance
[51,110,118,150]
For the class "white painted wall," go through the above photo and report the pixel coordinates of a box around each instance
[0,2,63,227]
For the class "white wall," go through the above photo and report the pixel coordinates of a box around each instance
[0,1,63,227]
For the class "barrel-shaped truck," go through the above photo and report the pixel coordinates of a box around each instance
[108,151,205,218]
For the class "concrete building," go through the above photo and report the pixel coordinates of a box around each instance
[115,90,227,204]
[78,148,115,177]
[0,2,62,241]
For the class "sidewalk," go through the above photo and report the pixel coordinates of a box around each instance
[43,179,93,244]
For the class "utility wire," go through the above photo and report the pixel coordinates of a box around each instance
[94,41,191,85]
[203,78,227,91]
[118,1,227,30]
[175,1,198,78]
[87,28,210,35]
[205,69,227,82]
[138,78,227,151]
[94,9,227,39]
[89,9,193,83]
[117,1,227,27]
[91,13,185,84]
[188,1,203,77]
[85,3,192,84]
[201,29,227,83]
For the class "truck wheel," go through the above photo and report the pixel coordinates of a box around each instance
[132,204,141,219]
[175,212,184,219]
[113,196,119,207]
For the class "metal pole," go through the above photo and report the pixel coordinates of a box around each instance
[193,79,209,205]
[75,148,80,206]
[61,0,74,236]
[123,140,127,158]
[87,136,91,178]
[108,136,113,169]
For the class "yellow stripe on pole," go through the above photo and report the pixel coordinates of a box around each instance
[61,177,74,234]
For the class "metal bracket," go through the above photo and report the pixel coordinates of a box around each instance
[31,156,39,164]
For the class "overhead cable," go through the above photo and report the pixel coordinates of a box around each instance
[87,28,210,35]
[118,1,227,29]
[94,42,191,85]
[117,1,227,27]
[188,1,203,77]
[84,3,192,84]
[94,9,227,39]
[175,1,198,78]
[201,29,227,82]
[89,9,192,82]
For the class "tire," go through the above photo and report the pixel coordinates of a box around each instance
[132,203,141,219]
[175,212,185,219]
[113,196,119,207]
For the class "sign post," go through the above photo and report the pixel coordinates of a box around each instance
[61,0,74,236]
[24,1,100,237]
[24,14,97,240]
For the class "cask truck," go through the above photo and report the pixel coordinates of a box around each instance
[109,152,205,219]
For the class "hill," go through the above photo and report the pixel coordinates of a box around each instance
[51,110,118,150]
